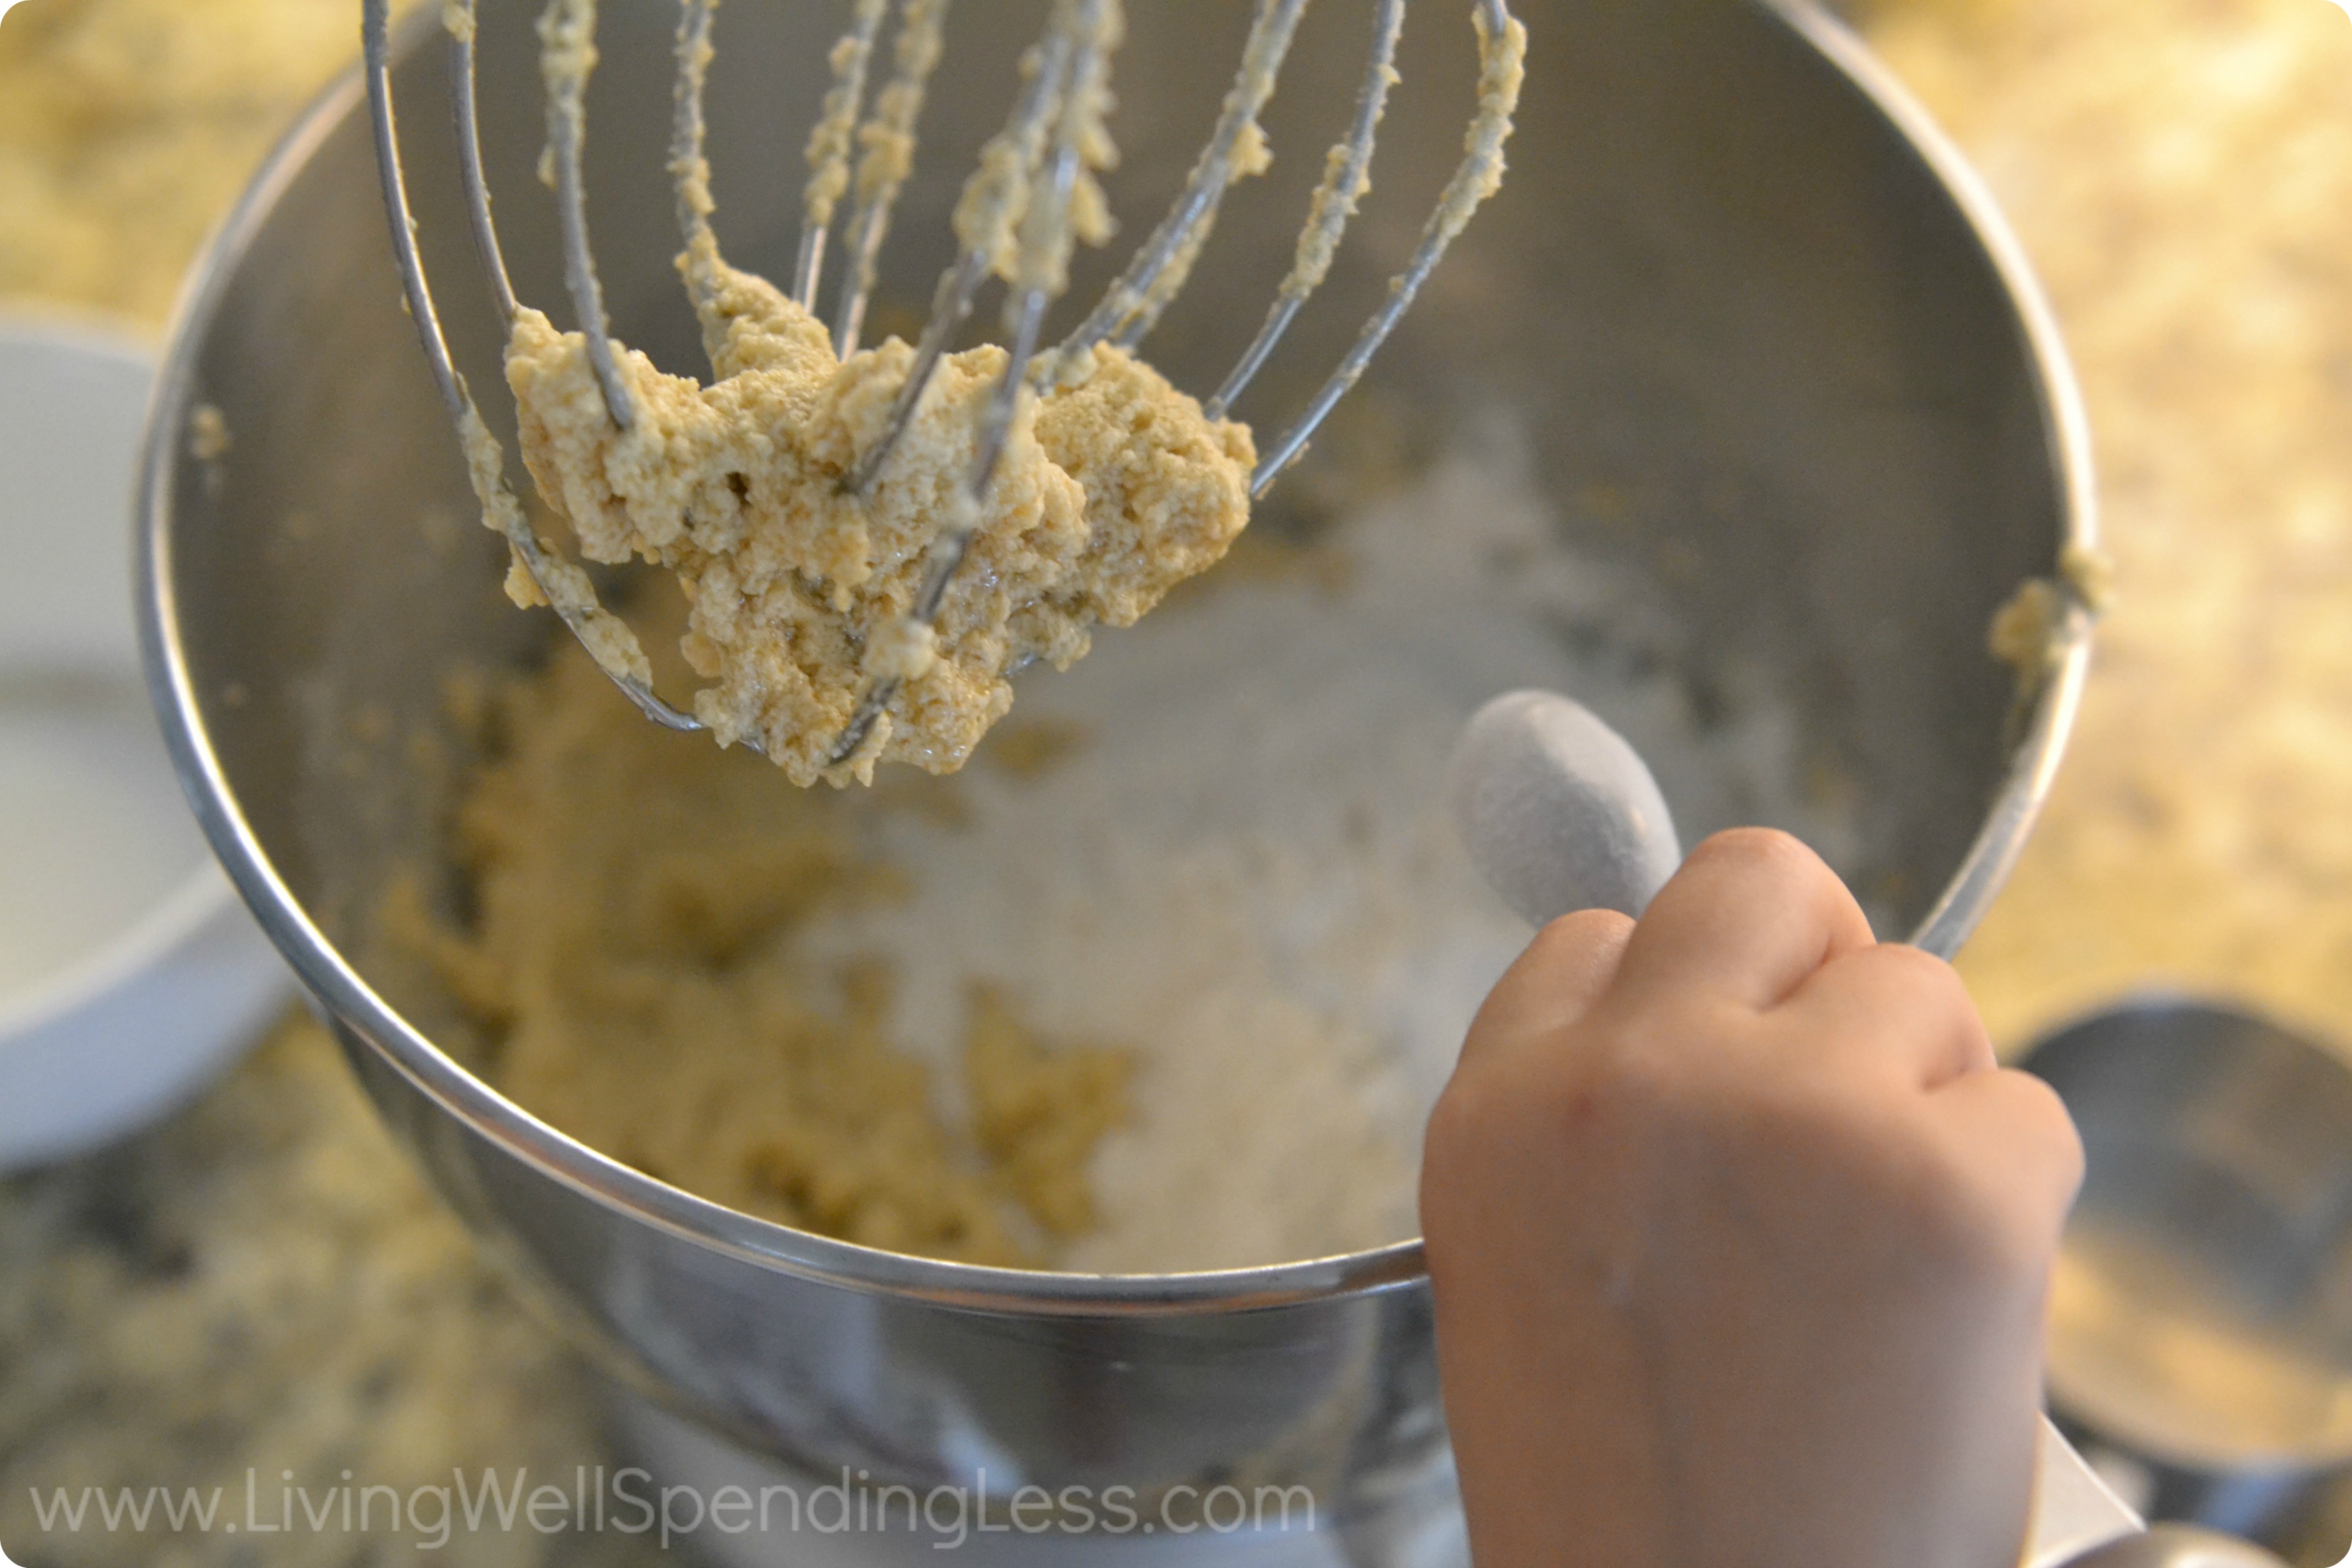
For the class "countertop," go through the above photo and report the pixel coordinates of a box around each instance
[1876,0,2352,1053]
[7,0,2352,1562]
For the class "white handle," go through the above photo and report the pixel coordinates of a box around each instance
[2027,1416,2142,1567]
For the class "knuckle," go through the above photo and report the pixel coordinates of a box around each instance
[1854,942,1975,1016]
[2005,1069,2088,1190]
[1721,1081,2038,1270]
[1803,945,1987,1069]
[1424,1064,1568,1177]
[1421,1057,1610,1257]
[1417,1092,1486,1246]
[1591,1004,1741,1126]
[1422,1073,1497,1172]
[1860,940,1956,987]
[1428,1009,1661,1162]
[1689,825,1820,881]
[1530,906,1635,958]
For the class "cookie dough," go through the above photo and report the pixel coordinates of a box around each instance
[508,265,1260,790]
[507,264,1253,786]
[506,0,1250,786]
[383,641,1133,1267]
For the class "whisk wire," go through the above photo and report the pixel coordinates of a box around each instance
[1048,0,1309,380]
[827,0,1115,769]
[1249,0,1524,494]
[1206,0,1405,421]
[363,0,694,734]
[366,0,1523,778]
[841,13,1081,495]
[542,0,636,430]
[448,1,522,323]
[833,0,953,358]
[795,0,892,310]
[364,0,467,436]
[671,0,730,353]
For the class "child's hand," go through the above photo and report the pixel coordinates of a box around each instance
[1422,829,2082,1568]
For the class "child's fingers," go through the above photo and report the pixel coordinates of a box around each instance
[1781,943,1996,1089]
[1460,907,1635,1067]
[1614,829,1874,1012]
[1930,1067,2086,1249]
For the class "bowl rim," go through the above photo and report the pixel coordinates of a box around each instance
[0,318,245,1046]
[138,0,2096,1316]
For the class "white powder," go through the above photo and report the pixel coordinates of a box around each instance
[800,415,1866,1275]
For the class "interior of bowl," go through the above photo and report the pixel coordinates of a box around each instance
[149,0,2081,1278]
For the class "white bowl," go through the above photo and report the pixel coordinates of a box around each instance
[0,317,289,1168]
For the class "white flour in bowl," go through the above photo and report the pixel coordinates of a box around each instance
[797,415,1869,1274]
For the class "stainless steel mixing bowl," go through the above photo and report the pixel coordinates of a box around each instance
[138,0,2094,1557]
